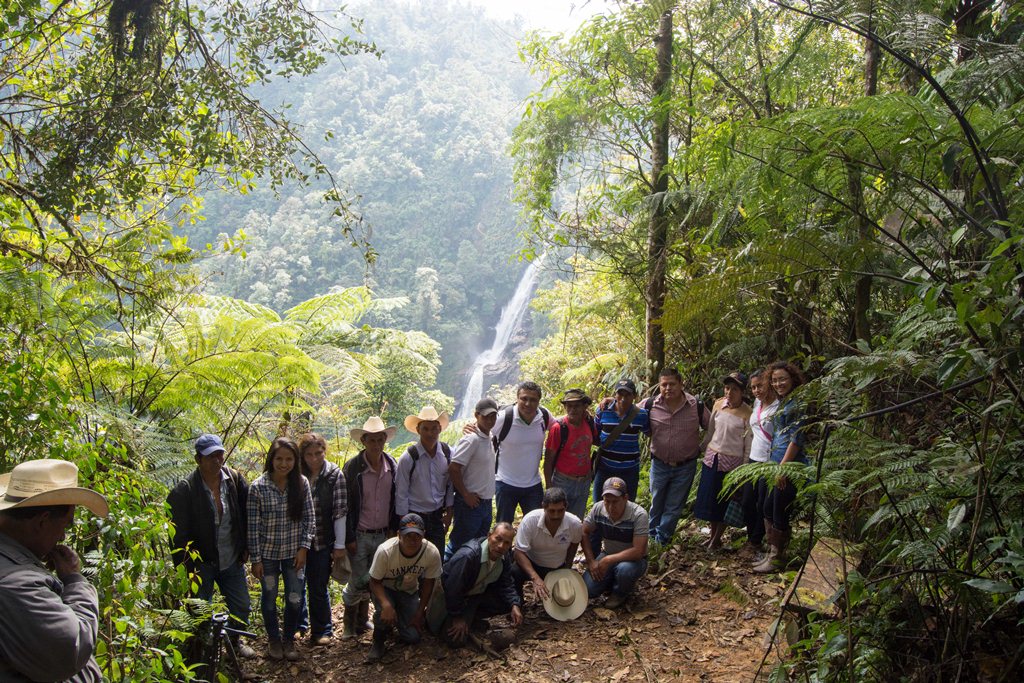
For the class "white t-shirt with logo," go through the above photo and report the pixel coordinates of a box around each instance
[368,536,442,594]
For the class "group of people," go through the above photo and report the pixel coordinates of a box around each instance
[0,362,807,679]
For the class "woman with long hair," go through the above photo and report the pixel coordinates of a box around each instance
[753,361,807,573]
[248,436,314,660]
[742,368,780,556]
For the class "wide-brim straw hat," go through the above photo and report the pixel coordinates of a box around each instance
[542,568,588,621]
[0,459,108,518]
[403,406,450,433]
[350,416,398,443]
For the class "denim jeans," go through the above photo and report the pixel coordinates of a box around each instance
[592,463,639,504]
[648,458,698,545]
[445,493,492,562]
[583,554,648,598]
[259,558,304,643]
[196,560,251,630]
[373,587,423,644]
[342,530,388,606]
[494,480,543,523]
[298,547,334,638]
[551,471,592,520]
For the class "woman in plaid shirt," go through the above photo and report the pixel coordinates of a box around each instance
[248,437,315,661]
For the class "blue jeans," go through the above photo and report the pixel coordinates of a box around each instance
[494,480,543,523]
[592,462,639,504]
[648,458,697,545]
[373,587,423,644]
[196,560,251,630]
[583,553,648,598]
[445,493,492,562]
[342,530,388,606]
[551,471,592,520]
[259,559,304,643]
[298,547,334,638]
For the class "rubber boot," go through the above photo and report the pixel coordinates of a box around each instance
[341,603,357,640]
[357,600,373,634]
[365,629,386,663]
[752,520,774,566]
[753,526,779,573]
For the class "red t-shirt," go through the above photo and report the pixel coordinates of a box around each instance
[545,418,595,477]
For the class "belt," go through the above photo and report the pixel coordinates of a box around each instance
[554,472,591,481]
[358,527,388,535]
[411,508,444,519]
[655,457,694,468]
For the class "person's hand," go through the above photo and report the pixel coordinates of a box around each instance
[447,616,469,641]
[379,601,397,626]
[531,575,549,600]
[442,507,453,529]
[587,559,604,582]
[251,562,264,581]
[331,548,347,563]
[462,422,480,435]
[411,608,427,634]
[599,397,613,411]
[463,492,480,508]
[510,605,523,628]
[294,547,307,570]
[598,555,616,578]
[777,475,789,490]
[48,545,81,578]
[346,541,357,556]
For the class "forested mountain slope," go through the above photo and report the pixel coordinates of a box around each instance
[190,0,539,391]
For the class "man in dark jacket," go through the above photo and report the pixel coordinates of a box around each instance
[341,416,399,639]
[428,522,522,644]
[167,434,254,658]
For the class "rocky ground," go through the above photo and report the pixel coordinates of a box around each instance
[239,522,790,682]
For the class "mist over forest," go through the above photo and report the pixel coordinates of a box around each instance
[190,0,542,394]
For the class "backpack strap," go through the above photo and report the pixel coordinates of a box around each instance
[406,444,420,480]
[492,405,515,472]
[549,417,571,473]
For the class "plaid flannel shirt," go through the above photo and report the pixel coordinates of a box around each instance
[247,473,315,564]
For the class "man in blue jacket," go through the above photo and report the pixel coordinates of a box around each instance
[428,522,522,644]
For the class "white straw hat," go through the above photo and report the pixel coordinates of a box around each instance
[0,459,108,518]
[350,416,398,442]
[403,406,450,433]
[541,568,588,621]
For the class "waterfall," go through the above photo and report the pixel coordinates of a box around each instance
[455,257,544,419]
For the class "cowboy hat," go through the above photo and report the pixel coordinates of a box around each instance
[403,406,450,433]
[350,416,398,442]
[542,568,588,621]
[0,459,108,518]
[331,552,352,584]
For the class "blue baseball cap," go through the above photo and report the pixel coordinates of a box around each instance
[195,434,225,457]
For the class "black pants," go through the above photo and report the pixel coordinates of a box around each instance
[411,508,446,555]
[510,561,559,600]
[741,478,770,544]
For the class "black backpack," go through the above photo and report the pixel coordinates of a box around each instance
[406,442,452,480]
[548,415,600,472]
[492,405,551,472]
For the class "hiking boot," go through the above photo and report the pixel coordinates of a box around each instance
[341,604,358,640]
[267,640,284,660]
[283,641,299,661]
[311,634,332,646]
[234,641,257,659]
[357,600,373,633]
[605,593,627,609]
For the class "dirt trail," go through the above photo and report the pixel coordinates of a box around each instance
[246,524,786,682]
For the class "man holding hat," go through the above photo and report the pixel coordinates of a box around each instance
[366,513,442,662]
[581,476,649,609]
[593,379,650,502]
[167,434,255,657]
[0,458,108,681]
[397,406,454,553]
[511,487,582,602]
[342,416,399,640]
[445,397,498,561]
[543,388,599,519]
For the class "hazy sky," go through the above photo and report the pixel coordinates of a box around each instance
[470,0,612,32]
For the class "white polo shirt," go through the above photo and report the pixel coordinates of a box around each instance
[451,430,496,499]
[494,405,548,488]
[514,508,583,569]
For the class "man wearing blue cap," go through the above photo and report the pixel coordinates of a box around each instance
[167,434,255,658]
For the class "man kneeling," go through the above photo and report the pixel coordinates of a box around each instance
[581,477,649,609]
[429,523,522,645]
[366,513,442,663]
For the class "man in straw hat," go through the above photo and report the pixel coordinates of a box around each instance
[0,458,108,681]
[397,406,453,554]
[341,416,399,640]
[543,388,600,519]
[581,476,649,609]
[445,397,498,561]
[167,434,256,658]
[511,487,582,601]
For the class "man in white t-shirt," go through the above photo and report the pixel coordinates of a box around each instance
[446,397,499,561]
[511,487,583,601]
[489,381,550,523]
[366,513,442,663]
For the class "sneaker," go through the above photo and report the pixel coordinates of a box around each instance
[235,642,257,659]
[283,641,299,661]
[267,640,284,660]
[605,593,627,609]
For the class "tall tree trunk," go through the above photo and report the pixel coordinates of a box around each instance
[645,9,672,387]
[853,1,879,345]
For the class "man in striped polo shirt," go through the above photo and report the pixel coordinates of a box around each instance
[593,379,650,502]
[581,477,649,609]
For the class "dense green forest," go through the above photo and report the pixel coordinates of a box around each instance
[1,0,1022,680]
[191,0,539,393]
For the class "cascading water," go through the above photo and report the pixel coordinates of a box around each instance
[455,256,544,419]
